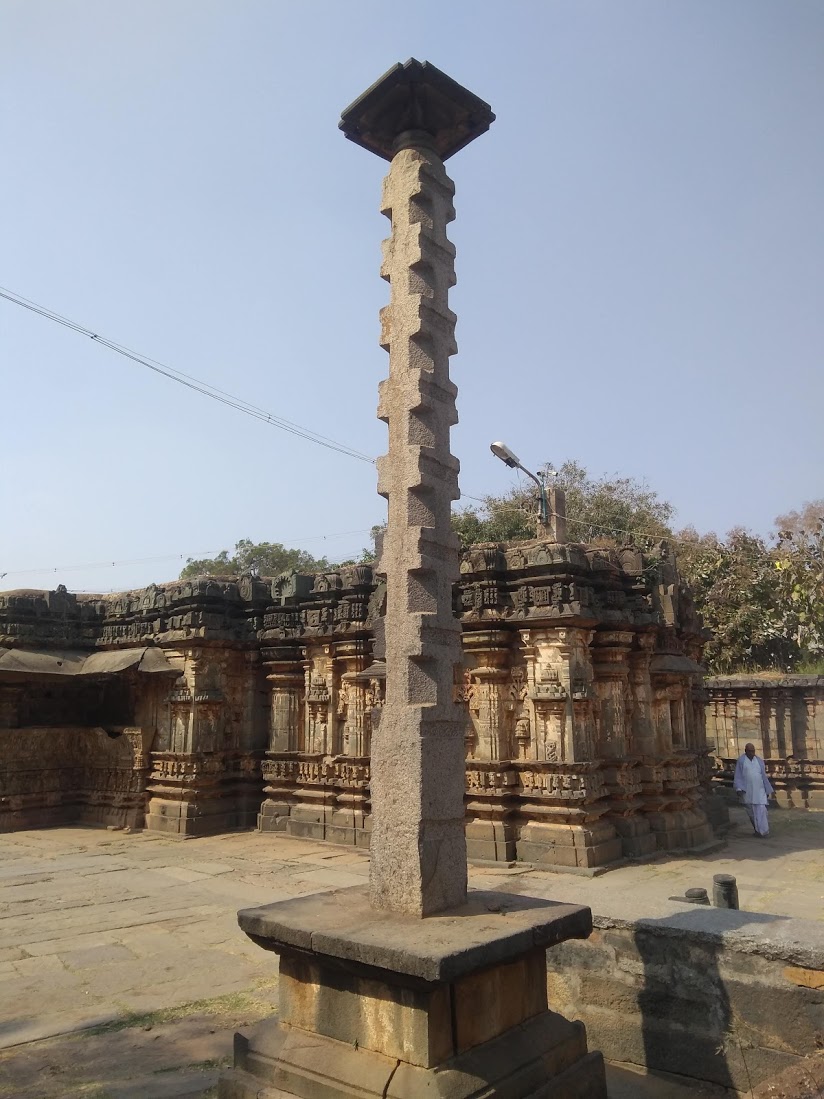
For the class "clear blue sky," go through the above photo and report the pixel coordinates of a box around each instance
[2,1,822,594]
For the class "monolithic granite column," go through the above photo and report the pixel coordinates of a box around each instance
[219,62,607,1099]
[341,59,495,916]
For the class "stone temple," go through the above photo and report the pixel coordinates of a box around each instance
[0,59,728,877]
[0,537,724,868]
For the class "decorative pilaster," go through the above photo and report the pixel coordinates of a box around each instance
[461,629,513,760]
[259,644,304,833]
[460,629,517,861]
[591,630,633,760]
[335,639,371,757]
[628,633,656,756]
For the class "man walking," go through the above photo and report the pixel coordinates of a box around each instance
[733,743,775,837]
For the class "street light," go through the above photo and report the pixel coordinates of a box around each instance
[489,441,549,531]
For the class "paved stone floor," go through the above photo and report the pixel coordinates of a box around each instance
[0,806,821,1097]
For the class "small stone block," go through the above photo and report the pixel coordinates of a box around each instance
[784,965,824,989]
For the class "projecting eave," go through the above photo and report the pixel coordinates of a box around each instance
[0,646,178,679]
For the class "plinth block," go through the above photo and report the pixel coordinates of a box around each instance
[237,885,592,983]
[219,886,606,1098]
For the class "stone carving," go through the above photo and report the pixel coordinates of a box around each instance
[708,674,824,808]
[0,534,723,862]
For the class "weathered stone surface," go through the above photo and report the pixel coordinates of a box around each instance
[223,1010,605,1099]
[339,57,495,162]
[0,534,719,862]
[369,131,469,915]
[785,966,824,990]
[545,910,824,1092]
[237,885,591,983]
[708,674,824,808]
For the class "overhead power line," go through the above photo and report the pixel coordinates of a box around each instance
[0,528,374,581]
[2,285,698,558]
[0,286,376,465]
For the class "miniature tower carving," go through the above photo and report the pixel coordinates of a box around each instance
[340,60,494,915]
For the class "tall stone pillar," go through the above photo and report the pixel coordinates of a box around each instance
[220,60,606,1099]
[342,66,495,918]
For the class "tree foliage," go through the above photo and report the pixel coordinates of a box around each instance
[773,520,824,662]
[451,460,674,549]
[675,521,824,674]
[189,470,823,676]
[675,528,790,673]
[450,459,823,675]
[179,539,331,580]
[774,498,824,537]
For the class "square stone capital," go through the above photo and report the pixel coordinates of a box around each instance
[340,58,494,161]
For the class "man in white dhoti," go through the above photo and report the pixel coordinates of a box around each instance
[733,743,775,837]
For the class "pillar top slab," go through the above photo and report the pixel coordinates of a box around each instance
[339,58,495,161]
[238,885,591,984]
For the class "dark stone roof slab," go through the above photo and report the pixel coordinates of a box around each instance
[340,58,495,161]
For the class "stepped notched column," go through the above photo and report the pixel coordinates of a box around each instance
[340,58,494,916]
[372,145,467,915]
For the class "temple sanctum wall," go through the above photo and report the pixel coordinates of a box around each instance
[0,538,726,870]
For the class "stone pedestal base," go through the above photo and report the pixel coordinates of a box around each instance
[278,804,372,849]
[516,820,622,871]
[465,815,517,862]
[646,808,717,852]
[258,797,290,832]
[698,789,731,836]
[610,815,659,858]
[145,795,259,836]
[219,886,606,1099]
[222,1010,605,1099]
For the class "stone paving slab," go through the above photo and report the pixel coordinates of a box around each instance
[0,809,821,1094]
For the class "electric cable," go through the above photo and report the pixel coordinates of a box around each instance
[0,286,377,465]
[0,528,374,581]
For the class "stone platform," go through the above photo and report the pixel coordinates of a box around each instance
[219,885,606,1098]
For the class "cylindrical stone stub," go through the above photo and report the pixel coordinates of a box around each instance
[684,887,710,906]
[712,874,739,910]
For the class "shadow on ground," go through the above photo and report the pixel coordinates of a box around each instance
[711,805,824,863]
[0,995,277,1099]
[606,1060,734,1097]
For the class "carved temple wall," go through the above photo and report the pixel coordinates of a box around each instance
[0,540,726,868]
[706,675,824,808]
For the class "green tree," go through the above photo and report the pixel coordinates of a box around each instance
[447,458,822,675]
[180,538,331,579]
[451,460,675,548]
[774,498,824,537]
[674,528,790,673]
[774,518,824,665]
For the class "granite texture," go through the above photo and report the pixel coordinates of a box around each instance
[369,132,470,915]
[237,884,592,983]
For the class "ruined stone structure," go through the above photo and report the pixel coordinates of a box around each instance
[0,539,719,867]
[707,674,824,808]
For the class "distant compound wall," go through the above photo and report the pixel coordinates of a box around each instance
[546,908,824,1092]
[707,676,824,808]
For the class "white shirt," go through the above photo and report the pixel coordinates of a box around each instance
[741,755,768,805]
